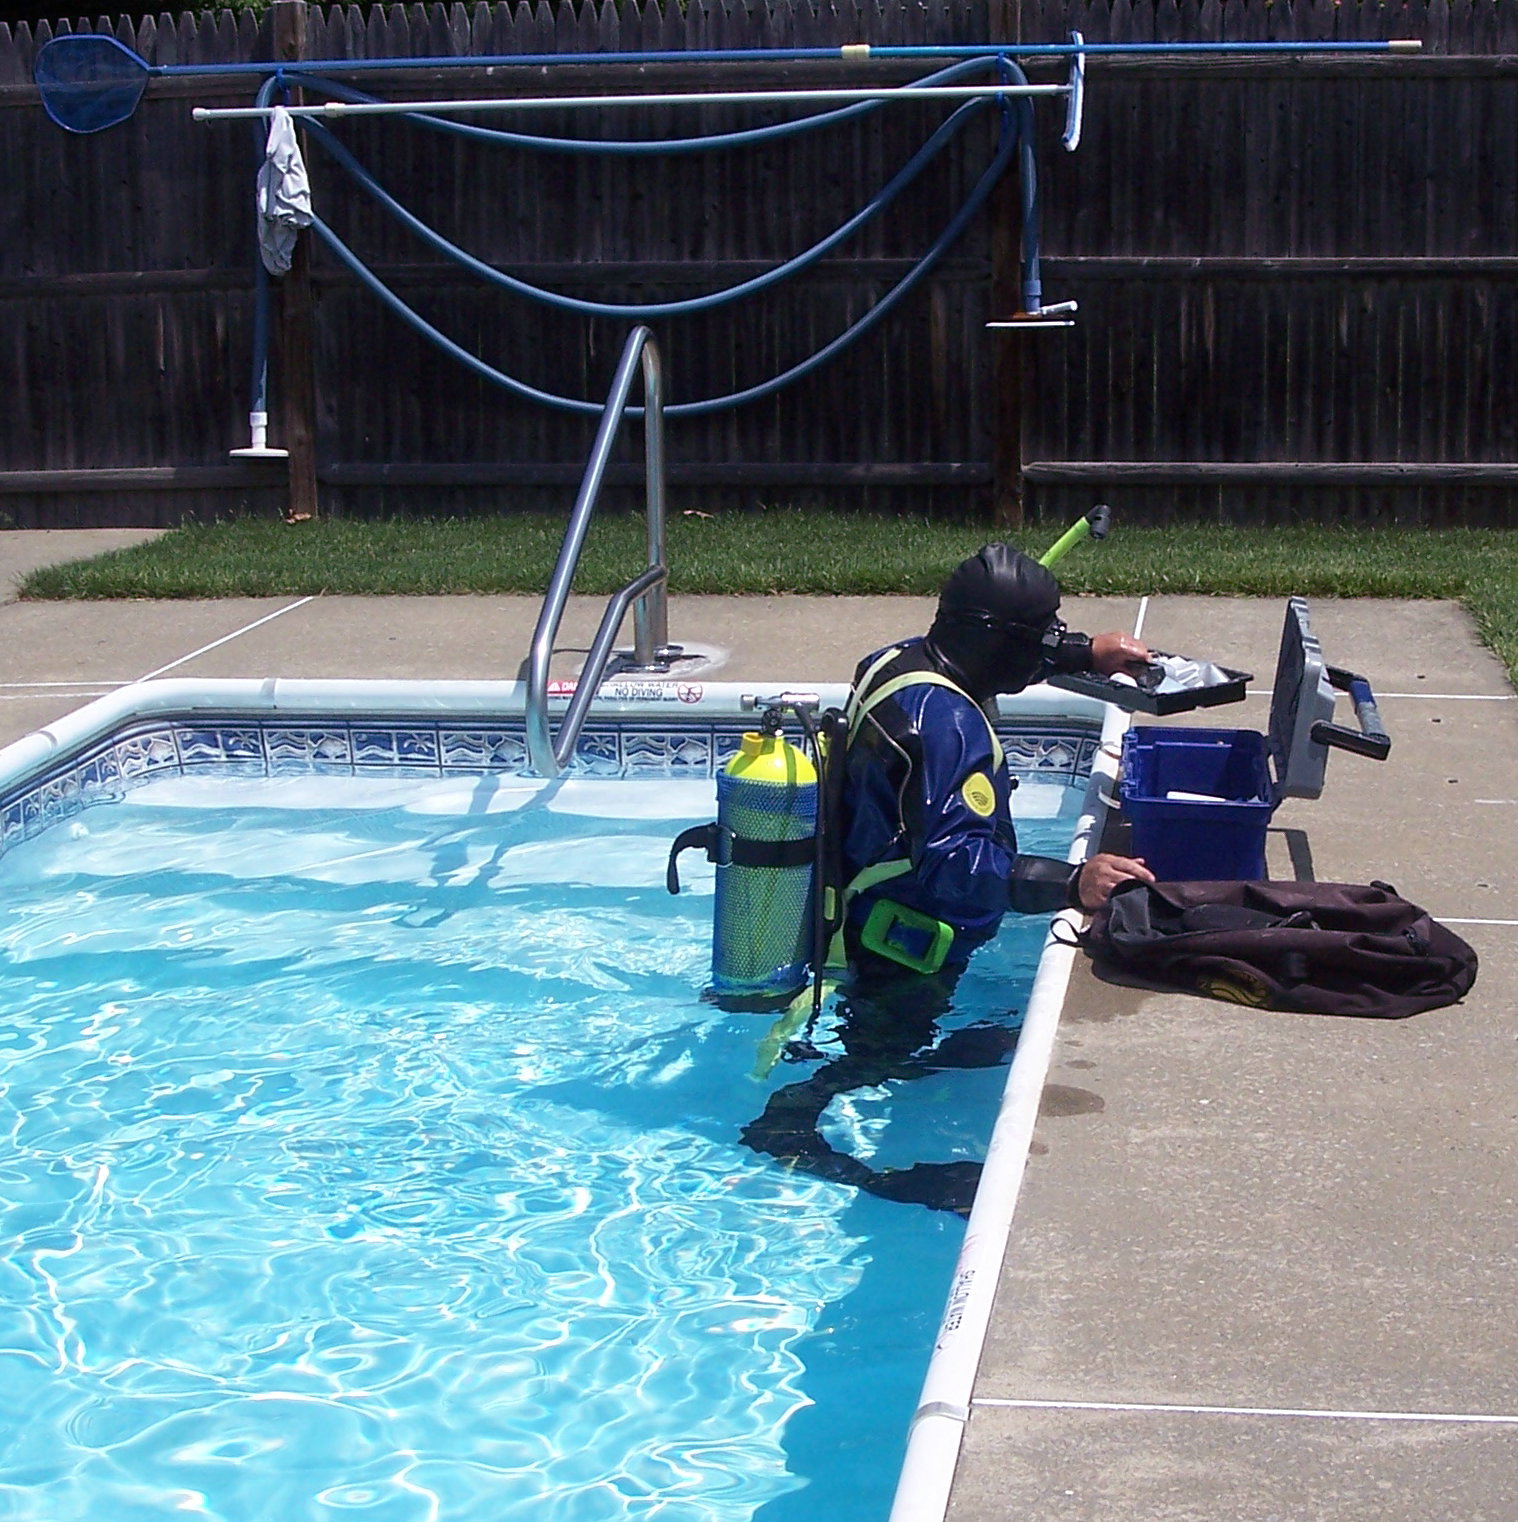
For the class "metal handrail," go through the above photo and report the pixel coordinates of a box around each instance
[524,325,669,777]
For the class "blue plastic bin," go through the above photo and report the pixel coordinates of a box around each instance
[1119,727,1273,881]
[1114,599,1391,882]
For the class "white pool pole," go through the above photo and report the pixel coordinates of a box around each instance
[193,82,1070,123]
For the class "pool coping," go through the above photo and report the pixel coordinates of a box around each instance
[887,697,1129,1522]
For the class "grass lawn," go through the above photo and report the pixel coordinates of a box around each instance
[17,512,1518,683]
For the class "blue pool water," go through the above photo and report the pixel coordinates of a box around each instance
[0,772,1079,1522]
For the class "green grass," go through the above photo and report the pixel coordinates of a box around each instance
[17,512,1518,682]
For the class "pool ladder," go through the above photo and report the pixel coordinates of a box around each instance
[524,325,676,777]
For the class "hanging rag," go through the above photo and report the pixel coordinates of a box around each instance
[257,106,313,276]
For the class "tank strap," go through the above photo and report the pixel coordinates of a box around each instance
[823,857,915,968]
[842,644,906,733]
[665,822,814,894]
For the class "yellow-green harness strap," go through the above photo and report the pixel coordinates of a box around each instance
[827,649,1005,966]
[844,649,1004,771]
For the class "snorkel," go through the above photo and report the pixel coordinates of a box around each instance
[1038,502,1111,569]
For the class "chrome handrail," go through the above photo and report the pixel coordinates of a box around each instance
[524,326,669,777]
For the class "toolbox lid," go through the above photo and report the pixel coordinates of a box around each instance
[1267,596,1339,802]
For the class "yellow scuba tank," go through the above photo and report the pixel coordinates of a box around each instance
[711,731,818,1000]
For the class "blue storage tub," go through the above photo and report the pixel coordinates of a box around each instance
[1119,727,1272,880]
[1116,598,1390,882]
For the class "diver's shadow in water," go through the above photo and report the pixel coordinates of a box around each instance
[740,964,1019,1218]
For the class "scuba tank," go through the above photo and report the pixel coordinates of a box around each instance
[713,732,817,998]
[668,706,843,1007]
[667,727,817,1002]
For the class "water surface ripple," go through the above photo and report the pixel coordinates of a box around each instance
[0,776,1071,1521]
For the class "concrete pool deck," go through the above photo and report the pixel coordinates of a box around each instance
[3,529,1515,1521]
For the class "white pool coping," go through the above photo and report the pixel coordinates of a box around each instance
[889,697,1131,1522]
[0,675,1107,797]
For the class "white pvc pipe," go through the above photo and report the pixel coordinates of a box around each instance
[193,82,1069,123]
[887,695,1131,1522]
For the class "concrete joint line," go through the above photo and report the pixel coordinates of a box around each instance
[975,1397,1518,1426]
[135,598,316,682]
[1246,689,1513,702]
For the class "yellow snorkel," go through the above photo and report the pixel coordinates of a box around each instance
[1038,503,1111,569]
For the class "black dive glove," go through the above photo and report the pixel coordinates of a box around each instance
[1045,630,1095,675]
[1007,854,1083,916]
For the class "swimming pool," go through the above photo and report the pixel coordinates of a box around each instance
[0,679,1108,1522]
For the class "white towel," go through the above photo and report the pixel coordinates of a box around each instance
[256,105,313,276]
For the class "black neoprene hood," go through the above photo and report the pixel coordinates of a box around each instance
[936,543,1061,628]
[924,543,1064,700]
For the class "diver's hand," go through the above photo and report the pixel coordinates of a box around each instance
[1091,632,1152,677]
[1077,853,1155,910]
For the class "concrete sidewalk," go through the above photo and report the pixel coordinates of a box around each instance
[4,530,1515,1521]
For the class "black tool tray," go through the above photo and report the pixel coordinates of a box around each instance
[1048,653,1252,716]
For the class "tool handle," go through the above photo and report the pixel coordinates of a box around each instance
[1311,666,1391,761]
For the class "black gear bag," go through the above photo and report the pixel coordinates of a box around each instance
[1080,879,1478,1019]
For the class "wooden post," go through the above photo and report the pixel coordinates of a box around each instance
[273,0,320,520]
[988,0,1025,531]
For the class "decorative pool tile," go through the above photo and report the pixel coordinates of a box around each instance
[116,732,180,779]
[349,728,435,771]
[266,728,355,774]
[621,728,718,776]
[178,727,266,769]
[348,728,443,771]
[0,709,1100,862]
[439,729,528,772]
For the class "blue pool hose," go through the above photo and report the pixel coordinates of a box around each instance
[298,58,1033,322]
[289,62,1028,417]
[30,30,1416,428]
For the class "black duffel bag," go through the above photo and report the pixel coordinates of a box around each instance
[1079,879,1478,1019]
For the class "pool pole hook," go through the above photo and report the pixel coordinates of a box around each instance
[1062,32,1086,152]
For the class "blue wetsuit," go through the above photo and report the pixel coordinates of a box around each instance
[841,637,1079,969]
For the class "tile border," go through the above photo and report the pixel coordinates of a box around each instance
[0,712,1101,860]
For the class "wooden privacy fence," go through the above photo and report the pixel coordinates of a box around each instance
[1,0,1515,529]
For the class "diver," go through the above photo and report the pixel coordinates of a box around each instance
[740,542,1156,1214]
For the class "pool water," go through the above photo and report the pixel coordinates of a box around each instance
[0,772,1079,1522]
